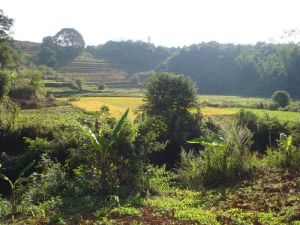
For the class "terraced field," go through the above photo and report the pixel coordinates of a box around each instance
[57,54,139,88]
[16,41,41,61]
[60,96,300,122]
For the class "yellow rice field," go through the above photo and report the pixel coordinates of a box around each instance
[60,96,300,122]
[61,97,238,118]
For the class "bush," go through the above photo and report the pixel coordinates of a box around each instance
[236,109,289,153]
[8,85,38,100]
[68,95,80,101]
[75,78,83,91]
[272,90,290,108]
[142,165,173,195]
[0,194,11,218]
[20,156,67,204]
[98,83,105,91]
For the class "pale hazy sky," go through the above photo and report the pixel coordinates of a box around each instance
[1,0,300,47]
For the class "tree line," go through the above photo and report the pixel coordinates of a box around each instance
[158,42,300,98]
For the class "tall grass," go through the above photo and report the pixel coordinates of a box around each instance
[178,122,260,188]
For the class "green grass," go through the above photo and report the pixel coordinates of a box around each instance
[17,105,84,128]
[145,169,300,224]
[231,107,300,122]
[200,95,272,105]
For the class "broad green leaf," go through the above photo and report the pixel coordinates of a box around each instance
[110,109,129,143]
[287,135,292,148]
[0,173,13,189]
[187,133,225,145]
[187,138,205,144]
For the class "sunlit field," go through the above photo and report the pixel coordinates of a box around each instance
[60,96,300,122]
[60,97,143,118]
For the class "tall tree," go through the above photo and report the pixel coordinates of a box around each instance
[0,10,22,70]
[143,72,202,166]
[0,9,13,41]
[53,28,85,65]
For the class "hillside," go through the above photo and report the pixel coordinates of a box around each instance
[16,41,145,88]
[57,53,138,88]
[16,40,300,97]
[15,41,41,61]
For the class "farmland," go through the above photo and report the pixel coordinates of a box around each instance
[60,96,300,122]
[2,5,300,224]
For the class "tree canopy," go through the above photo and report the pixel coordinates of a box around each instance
[0,9,13,41]
[143,72,202,166]
[158,42,300,98]
[37,28,85,66]
[0,10,22,70]
[272,90,290,108]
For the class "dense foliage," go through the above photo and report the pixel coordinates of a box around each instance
[0,9,13,40]
[142,72,202,166]
[37,28,85,67]
[86,40,174,72]
[0,10,22,70]
[158,42,300,97]
[272,90,290,108]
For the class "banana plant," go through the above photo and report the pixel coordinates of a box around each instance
[81,109,129,161]
[279,133,295,167]
[0,160,35,216]
[187,133,228,180]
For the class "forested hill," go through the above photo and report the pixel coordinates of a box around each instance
[158,42,300,97]
[17,40,300,97]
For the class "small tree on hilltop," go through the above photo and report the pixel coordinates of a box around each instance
[53,28,85,64]
[272,90,290,108]
[142,72,202,166]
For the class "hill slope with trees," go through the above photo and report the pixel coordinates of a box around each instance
[15,33,300,98]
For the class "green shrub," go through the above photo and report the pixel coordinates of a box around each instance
[272,90,290,108]
[0,195,11,218]
[98,83,105,91]
[8,85,39,100]
[143,165,173,194]
[68,95,80,101]
[177,150,202,188]
[236,109,290,153]
[48,212,65,224]
[20,156,67,204]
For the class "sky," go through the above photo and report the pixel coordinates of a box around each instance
[1,0,300,47]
